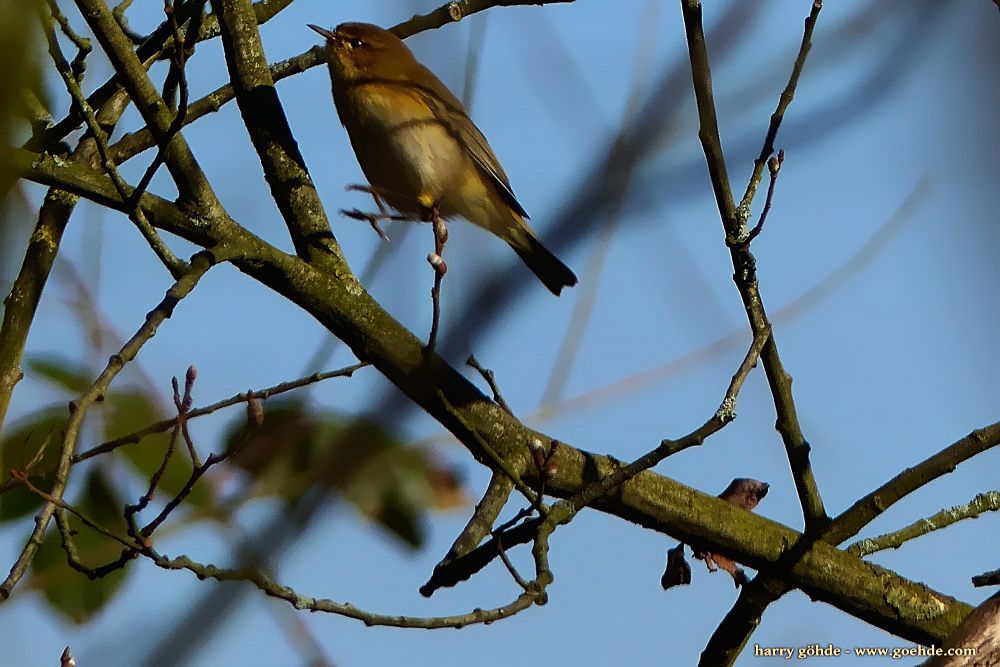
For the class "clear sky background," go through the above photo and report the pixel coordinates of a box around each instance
[1,0,998,665]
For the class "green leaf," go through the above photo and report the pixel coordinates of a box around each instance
[104,388,212,509]
[27,354,94,395]
[225,403,465,549]
[0,0,46,199]
[0,407,66,521]
[223,399,319,499]
[30,468,130,624]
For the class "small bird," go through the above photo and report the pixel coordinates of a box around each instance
[308,22,578,295]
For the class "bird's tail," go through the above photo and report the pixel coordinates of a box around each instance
[507,227,578,296]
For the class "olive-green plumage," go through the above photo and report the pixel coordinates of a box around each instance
[309,22,577,295]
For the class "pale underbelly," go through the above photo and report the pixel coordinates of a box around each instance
[347,118,477,218]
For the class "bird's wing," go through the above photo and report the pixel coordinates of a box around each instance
[411,66,530,219]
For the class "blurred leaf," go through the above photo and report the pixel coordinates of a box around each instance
[223,399,319,497]
[29,468,130,624]
[27,354,93,395]
[0,407,65,521]
[0,0,46,200]
[224,401,466,548]
[104,387,213,509]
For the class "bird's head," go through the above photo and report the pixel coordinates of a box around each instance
[308,22,416,82]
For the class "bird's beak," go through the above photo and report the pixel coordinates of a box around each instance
[307,24,337,41]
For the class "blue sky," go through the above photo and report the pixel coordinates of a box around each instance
[1,0,998,665]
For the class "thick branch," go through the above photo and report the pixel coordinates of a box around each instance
[8,137,974,647]
[210,0,339,264]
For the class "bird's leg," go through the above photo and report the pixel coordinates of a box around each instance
[340,184,421,241]
[425,205,448,354]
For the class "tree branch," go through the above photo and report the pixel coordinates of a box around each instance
[74,0,220,210]
[0,252,217,599]
[680,0,828,530]
[848,491,1000,558]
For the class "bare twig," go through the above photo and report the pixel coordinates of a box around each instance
[11,470,141,553]
[71,362,368,464]
[848,491,1000,558]
[494,530,532,592]
[47,1,92,81]
[681,0,828,532]
[564,327,768,513]
[730,150,783,248]
[171,368,201,467]
[829,421,1000,545]
[467,356,513,415]
[426,214,448,353]
[394,0,577,39]
[0,252,216,600]
[737,1,822,219]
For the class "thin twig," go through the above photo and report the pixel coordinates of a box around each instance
[565,326,768,514]
[10,471,142,553]
[47,1,92,82]
[72,362,369,464]
[730,150,783,248]
[829,421,1000,545]
[848,491,1000,558]
[681,0,828,531]
[426,214,448,353]
[737,1,822,219]
[171,370,201,467]
[0,252,215,600]
[494,530,532,592]
[467,356,513,415]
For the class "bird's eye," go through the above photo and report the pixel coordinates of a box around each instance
[350,38,364,49]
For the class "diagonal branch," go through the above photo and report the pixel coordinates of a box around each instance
[209,0,338,264]
[395,0,577,39]
[74,0,221,211]
[41,0,187,278]
[829,422,1000,544]
[106,0,578,167]
[848,491,1000,558]
[7,129,978,647]
[27,0,291,151]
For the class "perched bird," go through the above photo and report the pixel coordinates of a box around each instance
[308,22,578,295]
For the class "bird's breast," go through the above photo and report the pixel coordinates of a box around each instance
[339,83,468,214]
